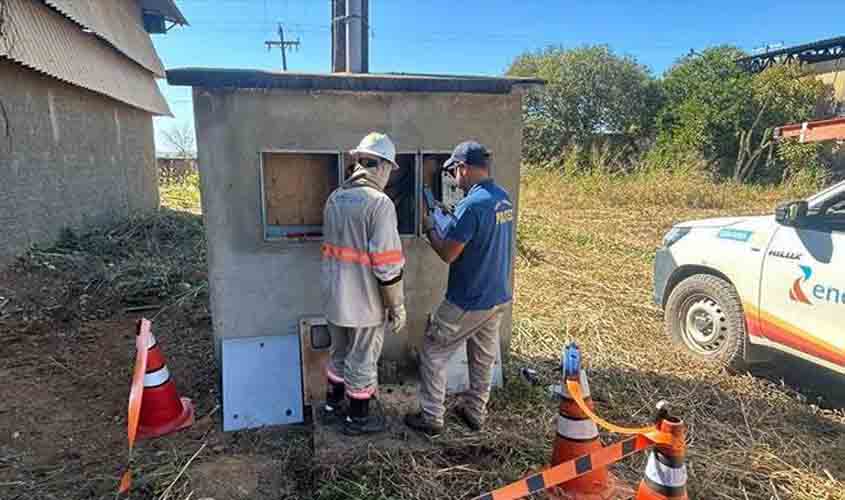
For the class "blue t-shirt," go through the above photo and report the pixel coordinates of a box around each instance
[444,179,514,311]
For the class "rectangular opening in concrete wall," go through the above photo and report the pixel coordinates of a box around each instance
[386,153,418,236]
[261,152,340,240]
[422,153,464,214]
[343,152,418,236]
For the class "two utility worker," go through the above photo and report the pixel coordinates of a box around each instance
[320,132,407,436]
[405,141,514,435]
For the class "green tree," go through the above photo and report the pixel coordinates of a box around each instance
[656,46,827,181]
[508,45,662,165]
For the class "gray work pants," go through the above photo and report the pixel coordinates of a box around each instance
[326,322,384,399]
[418,300,506,425]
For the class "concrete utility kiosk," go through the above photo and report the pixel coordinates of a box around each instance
[167,69,542,430]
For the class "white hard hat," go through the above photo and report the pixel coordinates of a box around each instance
[350,132,398,170]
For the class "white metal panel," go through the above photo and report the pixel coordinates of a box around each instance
[2,0,170,115]
[221,335,304,431]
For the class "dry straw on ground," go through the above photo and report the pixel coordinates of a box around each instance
[2,170,843,500]
[314,170,845,500]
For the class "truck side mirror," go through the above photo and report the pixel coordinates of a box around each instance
[775,200,809,227]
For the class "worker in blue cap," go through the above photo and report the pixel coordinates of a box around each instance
[405,140,514,435]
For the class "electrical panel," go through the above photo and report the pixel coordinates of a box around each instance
[440,169,463,211]
[422,153,465,214]
[385,154,417,235]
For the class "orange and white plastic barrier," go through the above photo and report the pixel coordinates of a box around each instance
[635,417,688,500]
[118,319,194,494]
[472,343,688,500]
[547,371,633,500]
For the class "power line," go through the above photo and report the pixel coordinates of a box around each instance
[265,23,300,71]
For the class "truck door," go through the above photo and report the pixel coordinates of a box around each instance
[757,198,845,372]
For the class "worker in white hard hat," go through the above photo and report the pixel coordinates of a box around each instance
[320,132,407,435]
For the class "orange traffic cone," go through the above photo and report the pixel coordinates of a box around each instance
[635,417,688,500]
[136,326,194,440]
[546,371,632,500]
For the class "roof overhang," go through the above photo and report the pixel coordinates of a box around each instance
[139,0,188,26]
[166,68,544,94]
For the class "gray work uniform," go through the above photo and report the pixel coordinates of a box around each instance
[418,300,507,425]
[321,168,404,397]
[418,178,514,425]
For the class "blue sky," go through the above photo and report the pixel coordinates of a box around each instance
[151,0,844,152]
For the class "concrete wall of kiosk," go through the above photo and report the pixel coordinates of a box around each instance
[192,87,523,377]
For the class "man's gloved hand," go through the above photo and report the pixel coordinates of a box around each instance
[379,273,405,334]
[422,211,434,234]
[387,304,406,334]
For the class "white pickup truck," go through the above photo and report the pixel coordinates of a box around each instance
[654,180,845,374]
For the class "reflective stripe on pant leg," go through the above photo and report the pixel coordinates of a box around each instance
[343,325,384,397]
[463,305,505,418]
[327,323,348,383]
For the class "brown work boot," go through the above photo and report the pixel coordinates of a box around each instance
[455,405,483,432]
[404,411,444,436]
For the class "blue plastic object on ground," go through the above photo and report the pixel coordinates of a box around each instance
[564,342,581,379]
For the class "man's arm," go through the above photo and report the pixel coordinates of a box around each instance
[424,203,475,264]
[426,227,465,264]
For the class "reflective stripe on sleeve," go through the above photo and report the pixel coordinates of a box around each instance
[321,243,404,267]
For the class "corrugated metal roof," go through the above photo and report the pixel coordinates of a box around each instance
[44,0,165,77]
[166,68,545,94]
[139,0,188,25]
[1,0,171,115]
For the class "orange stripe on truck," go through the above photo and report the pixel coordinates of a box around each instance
[745,303,845,367]
[321,243,403,267]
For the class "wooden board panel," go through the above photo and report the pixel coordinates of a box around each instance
[300,318,331,405]
[263,153,338,227]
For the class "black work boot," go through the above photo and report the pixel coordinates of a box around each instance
[342,398,385,436]
[404,411,444,436]
[319,382,347,425]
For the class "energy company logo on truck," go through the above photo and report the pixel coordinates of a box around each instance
[789,265,845,305]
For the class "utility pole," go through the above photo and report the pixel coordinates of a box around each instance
[265,24,300,71]
[331,0,368,73]
[331,0,346,72]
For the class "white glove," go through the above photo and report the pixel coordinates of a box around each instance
[388,304,406,334]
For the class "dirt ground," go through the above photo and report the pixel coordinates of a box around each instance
[2,175,845,500]
[0,212,311,500]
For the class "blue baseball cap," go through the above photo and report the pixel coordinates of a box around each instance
[443,141,491,169]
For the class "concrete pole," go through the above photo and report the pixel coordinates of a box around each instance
[331,0,346,72]
[346,0,363,73]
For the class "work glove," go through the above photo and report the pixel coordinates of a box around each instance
[379,272,406,334]
[387,304,407,334]
[422,211,434,234]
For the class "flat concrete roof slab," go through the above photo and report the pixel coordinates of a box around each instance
[167,68,544,93]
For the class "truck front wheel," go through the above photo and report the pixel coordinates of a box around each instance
[664,274,746,371]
